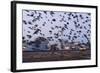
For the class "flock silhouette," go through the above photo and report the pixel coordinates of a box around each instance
[22,10,91,51]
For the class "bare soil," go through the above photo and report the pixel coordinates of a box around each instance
[23,50,91,63]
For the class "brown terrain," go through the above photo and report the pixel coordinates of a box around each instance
[23,49,91,62]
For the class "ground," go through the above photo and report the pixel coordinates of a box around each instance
[23,49,90,62]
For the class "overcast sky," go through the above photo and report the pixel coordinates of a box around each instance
[22,10,91,44]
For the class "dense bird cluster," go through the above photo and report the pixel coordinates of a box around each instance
[22,10,91,51]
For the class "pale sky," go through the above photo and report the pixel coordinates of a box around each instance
[22,10,91,45]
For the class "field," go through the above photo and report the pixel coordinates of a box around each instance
[23,49,91,62]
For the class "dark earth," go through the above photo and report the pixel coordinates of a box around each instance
[23,49,90,62]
